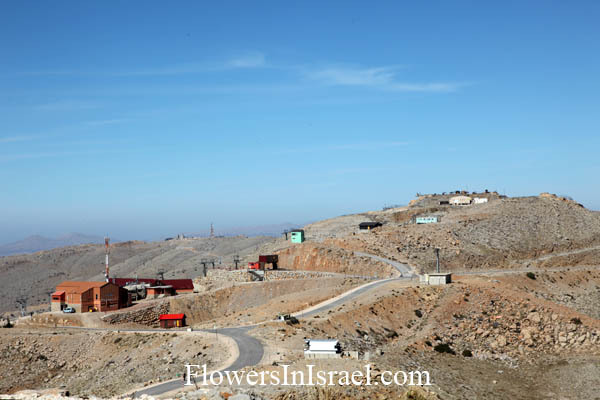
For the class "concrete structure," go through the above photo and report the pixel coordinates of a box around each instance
[258,255,279,270]
[416,216,439,224]
[108,278,194,296]
[359,222,382,230]
[449,196,472,206]
[304,339,341,359]
[146,285,175,298]
[159,313,186,328]
[51,281,129,312]
[473,197,488,204]
[290,229,305,243]
[420,273,452,285]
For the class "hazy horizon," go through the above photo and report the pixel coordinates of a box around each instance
[2,2,599,245]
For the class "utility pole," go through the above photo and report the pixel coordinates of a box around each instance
[210,223,214,238]
[434,248,441,273]
[104,237,110,282]
[16,296,27,317]
[233,255,240,270]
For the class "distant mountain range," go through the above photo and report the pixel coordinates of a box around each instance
[190,222,304,239]
[0,233,105,257]
[0,223,306,257]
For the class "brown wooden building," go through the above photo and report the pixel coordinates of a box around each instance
[51,281,130,312]
[159,313,186,328]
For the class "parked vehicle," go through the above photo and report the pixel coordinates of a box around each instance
[62,307,75,313]
[248,262,260,270]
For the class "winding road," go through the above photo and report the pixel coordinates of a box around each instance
[134,252,414,397]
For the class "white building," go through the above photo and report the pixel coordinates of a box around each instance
[419,273,452,285]
[473,197,488,204]
[449,196,472,206]
[304,339,341,359]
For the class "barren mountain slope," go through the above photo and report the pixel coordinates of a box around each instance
[326,194,600,272]
[0,236,275,315]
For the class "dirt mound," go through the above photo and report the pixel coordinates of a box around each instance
[0,329,227,397]
[171,277,365,326]
[276,243,397,277]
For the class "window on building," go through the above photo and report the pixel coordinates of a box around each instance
[96,294,98,300]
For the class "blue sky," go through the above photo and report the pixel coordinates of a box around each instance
[1,1,599,244]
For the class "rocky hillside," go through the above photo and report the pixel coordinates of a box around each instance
[0,236,275,315]
[328,193,600,273]
[0,329,228,397]
[0,233,104,257]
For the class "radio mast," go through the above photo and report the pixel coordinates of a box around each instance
[104,237,110,282]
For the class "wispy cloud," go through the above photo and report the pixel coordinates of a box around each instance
[18,52,268,78]
[0,135,40,144]
[0,149,128,163]
[84,118,130,126]
[35,100,99,111]
[306,65,465,92]
[329,141,408,150]
[271,141,409,155]
[110,63,209,77]
[227,51,266,68]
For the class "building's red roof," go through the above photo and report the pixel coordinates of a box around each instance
[52,291,65,296]
[108,278,193,290]
[159,313,185,320]
[161,279,194,290]
[108,278,158,287]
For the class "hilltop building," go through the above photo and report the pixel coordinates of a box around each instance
[290,229,305,243]
[449,196,472,206]
[51,281,130,313]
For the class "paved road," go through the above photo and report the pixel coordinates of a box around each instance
[300,278,398,318]
[354,251,415,277]
[134,325,263,397]
[132,252,413,397]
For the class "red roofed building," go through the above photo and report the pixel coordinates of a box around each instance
[159,313,186,328]
[161,279,194,293]
[51,281,130,312]
[107,278,194,296]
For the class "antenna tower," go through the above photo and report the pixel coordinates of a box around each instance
[210,223,214,238]
[104,237,110,282]
[157,269,165,281]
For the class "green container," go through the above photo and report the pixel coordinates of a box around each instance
[291,230,305,243]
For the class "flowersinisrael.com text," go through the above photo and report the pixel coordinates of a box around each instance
[185,364,431,387]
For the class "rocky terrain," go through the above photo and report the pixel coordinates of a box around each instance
[324,193,600,273]
[3,192,600,399]
[0,328,228,397]
[0,236,275,315]
[0,233,105,257]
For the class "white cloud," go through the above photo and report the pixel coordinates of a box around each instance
[272,141,409,155]
[0,135,39,144]
[227,51,266,68]
[329,141,409,150]
[306,65,464,92]
[84,119,130,126]
[35,100,98,111]
[0,149,128,162]
[308,66,397,86]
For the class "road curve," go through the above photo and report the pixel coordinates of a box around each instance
[354,251,415,277]
[133,326,263,397]
[134,252,411,397]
